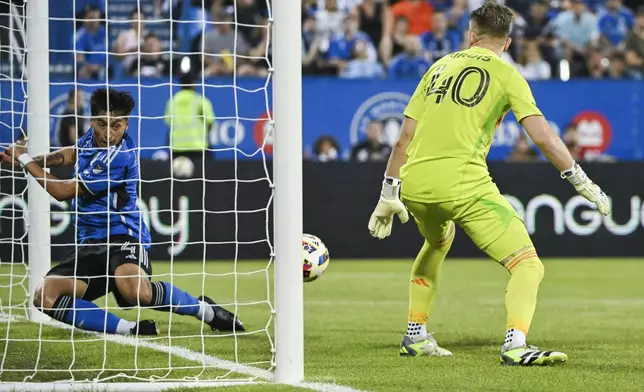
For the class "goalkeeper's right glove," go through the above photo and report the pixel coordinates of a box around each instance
[368,177,410,240]
[560,162,611,216]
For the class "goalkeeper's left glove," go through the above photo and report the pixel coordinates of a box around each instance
[560,162,611,216]
[368,177,409,240]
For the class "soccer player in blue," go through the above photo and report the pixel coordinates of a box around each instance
[0,88,244,336]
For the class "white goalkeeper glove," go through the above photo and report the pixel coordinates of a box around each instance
[561,162,611,216]
[368,177,409,239]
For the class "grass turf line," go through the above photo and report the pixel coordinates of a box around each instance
[1,259,644,391]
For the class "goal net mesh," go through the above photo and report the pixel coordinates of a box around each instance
[0,0,276,387]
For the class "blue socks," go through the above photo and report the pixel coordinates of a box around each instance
[48,296,134,334]
[44,282,212,335]
[150,281,212,321]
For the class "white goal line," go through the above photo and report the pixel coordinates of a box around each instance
[0,316,367,392]
[0,381,254,392]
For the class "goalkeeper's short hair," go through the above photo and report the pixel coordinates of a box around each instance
[470,2,514,39]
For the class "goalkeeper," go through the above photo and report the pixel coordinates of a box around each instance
[368,2,610,366]
[0,88,244,336]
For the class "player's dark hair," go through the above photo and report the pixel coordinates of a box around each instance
[470,2,514,39]
[90,88,135,117]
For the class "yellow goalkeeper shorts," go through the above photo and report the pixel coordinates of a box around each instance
[402,183,535,265]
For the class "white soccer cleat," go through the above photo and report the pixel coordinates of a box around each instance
[399,334,453,357]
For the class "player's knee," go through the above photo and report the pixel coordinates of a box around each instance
[430,222,455,250]
[32,280,61,311]
[510,256,544,281]
[115,278,153,307]
[32,284,44,310]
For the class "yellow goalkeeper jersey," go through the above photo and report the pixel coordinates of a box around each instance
[400,46,542,203]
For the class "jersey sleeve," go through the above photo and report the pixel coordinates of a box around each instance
[403,71,429,121]
[506,69,542,122]
[78,149,130,196]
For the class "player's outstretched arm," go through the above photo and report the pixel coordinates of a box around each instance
[520,115,574,171]
[22,161,85,201]
[521,115,611,216]
[1,139,76,169]
[367,116,416,239]
[1,143,85,201]
[32,147,77,168]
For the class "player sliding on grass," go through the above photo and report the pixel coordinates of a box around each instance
[368,2,610,366]
[0,88,244,336]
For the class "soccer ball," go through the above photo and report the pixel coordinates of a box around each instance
[172,156,194,178]
[302,234,329,283]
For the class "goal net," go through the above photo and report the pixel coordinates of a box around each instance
[0,0,302,389]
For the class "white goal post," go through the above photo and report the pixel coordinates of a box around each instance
[0,0,303,388]
[272,0,304,385]
[26,0,52,325]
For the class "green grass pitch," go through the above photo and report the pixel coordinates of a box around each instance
[1,259,644,391]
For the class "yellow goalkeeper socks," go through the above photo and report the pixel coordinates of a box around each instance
[407,223,455,333]
[504,251,544,336]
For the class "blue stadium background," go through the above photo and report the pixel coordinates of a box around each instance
[0,0,643,162]
[0,78,642,161]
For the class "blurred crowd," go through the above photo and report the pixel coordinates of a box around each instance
[70,0,272,79]
[302,0,644,80]
[61,0,635,163]
[307,118,615,164]
[505,121,616,163]
[69,0,644,81]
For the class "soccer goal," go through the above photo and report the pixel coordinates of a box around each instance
[0,0,302,389]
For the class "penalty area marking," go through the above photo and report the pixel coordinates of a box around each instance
[0,316,367,392]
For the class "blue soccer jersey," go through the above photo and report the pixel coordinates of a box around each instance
[73,130,151,248]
